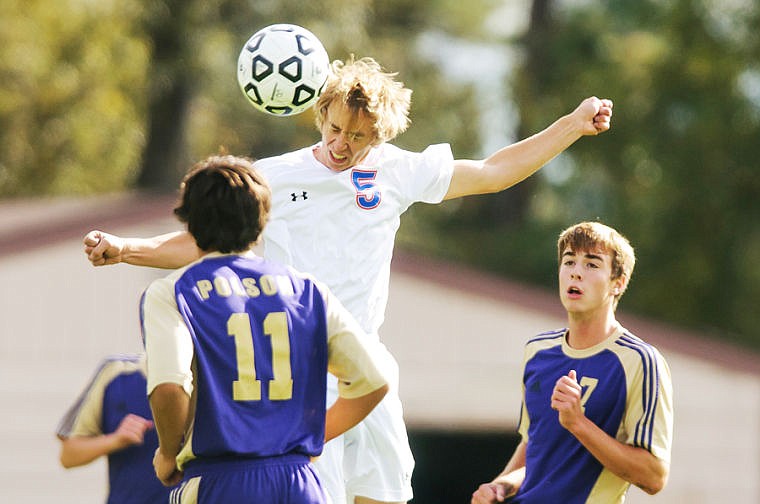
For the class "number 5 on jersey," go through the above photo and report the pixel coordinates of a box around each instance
[227,312,293,401]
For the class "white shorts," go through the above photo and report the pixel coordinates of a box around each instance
[316,362,414,503]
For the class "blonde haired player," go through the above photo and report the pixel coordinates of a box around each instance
[84,57,613,504]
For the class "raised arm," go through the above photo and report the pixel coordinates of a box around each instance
[445,96,613,200]
[83,230,202,269]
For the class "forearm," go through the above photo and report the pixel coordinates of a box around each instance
[59,435,124,468]
[483,113,582,190]
[570,417,669,494]
[324,385,388,442]
[446,113,583,199]
[149,384,190,458]
[472,441,526,503]
[493,440,527,493]
[123,231,201,269]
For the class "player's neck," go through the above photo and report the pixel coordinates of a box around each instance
[566,309,619,349]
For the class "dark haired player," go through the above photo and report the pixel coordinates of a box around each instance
[142,155,389,503]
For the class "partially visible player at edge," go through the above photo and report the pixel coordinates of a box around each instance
[84,56,613,504]
[56,353,175,503]
[471,221,673,504]
[142,154,389,503]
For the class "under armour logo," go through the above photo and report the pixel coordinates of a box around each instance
[291,191,308,201]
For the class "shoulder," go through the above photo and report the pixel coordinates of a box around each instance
[141,269,191,320]
[522,329,566,362]
[80,355,145,399]
[612,328,671,375]
[100,353,144,366]
[144,259,202,298]
[374,143,452,163]
[143,274,178,302]
[527,328,567,347]
[100,354,147,380]
[614,329,667,360]
[371,143,455,202]
[282,264,329,297]
[254,146,313,172]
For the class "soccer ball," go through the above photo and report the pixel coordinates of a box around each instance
[237,24,330,116]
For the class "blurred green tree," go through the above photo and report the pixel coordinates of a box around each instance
[0,0,148,195]
[403,0,760,347]
[0,0,756,347]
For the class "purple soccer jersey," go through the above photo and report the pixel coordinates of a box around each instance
[171,254,330,461]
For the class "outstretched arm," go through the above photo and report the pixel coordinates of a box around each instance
[58,414,155,468]
[445,97,613,200]
[84,230,202,269]
[552,370,669,494]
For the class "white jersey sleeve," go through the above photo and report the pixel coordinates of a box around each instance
[397,143,454,204]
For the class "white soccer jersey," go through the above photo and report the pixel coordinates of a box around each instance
[254,142,454,337]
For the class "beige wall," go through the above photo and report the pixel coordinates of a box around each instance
[0,217,173,504]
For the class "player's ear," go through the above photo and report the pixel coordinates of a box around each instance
[612,274,627,296]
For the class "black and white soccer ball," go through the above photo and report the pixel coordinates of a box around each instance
[237,24,330,116]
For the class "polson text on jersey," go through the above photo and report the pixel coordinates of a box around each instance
[193,274,295,301]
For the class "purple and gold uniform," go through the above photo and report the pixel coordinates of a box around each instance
[56,355,172,504]
[512,326,673,503]
[141,251,388,503]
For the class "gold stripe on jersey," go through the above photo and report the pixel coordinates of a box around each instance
[59,357,146,438]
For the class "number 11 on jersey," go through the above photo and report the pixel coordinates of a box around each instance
[227,312,294,401]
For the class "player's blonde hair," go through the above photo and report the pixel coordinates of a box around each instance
[314,56,412,143]
[557,221,636,307]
